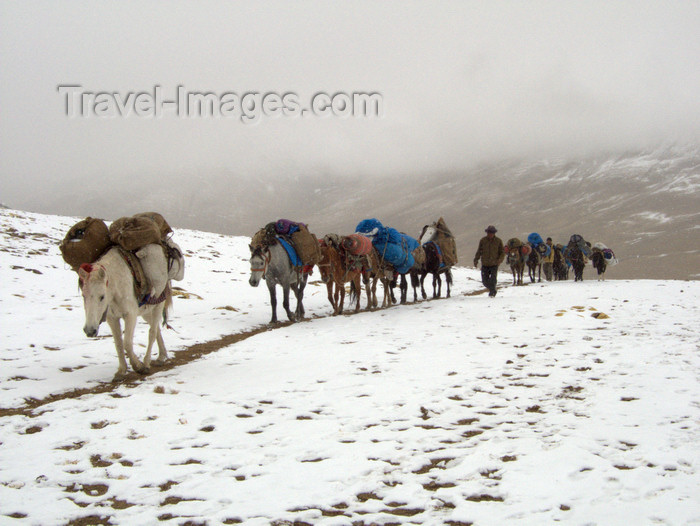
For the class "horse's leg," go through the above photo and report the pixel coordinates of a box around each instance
[354,275,361,312]
[326,280,336,313]
[142,307,161,370]
[123,313,146,374]
[409,271,419,302]
[292,280,304,320]
[282,284,295,321]
[107,316,128,379]
[380,277,390,308]
[436,273,442,298]
[298,276,306,319]
[366,274,376,309]
[418,272,426,300]
[154,325,167,365]
[268,281,278,323]
[361,272,371,310]
[336,278,346,314]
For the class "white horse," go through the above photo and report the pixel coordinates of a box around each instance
[78,245,172,380]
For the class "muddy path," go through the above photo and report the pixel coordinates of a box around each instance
[0,287,490,419]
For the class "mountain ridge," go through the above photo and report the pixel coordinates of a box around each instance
[10,144,700,280]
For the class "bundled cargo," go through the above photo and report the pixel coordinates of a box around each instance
[250,226,275,249]
[162,238,185,280]
[412,245,426,267]
[355,218,419,274]
[527,232,544,247]
[59,217,112,271]
[252,219,321,267]
[592,242,618,266]
[109,215,162,251]
[274,219,300,236]
[433,217,458,265]
[528,232,550,257]
[569,234,591,257]
[341,233,373,256]
[133,211,172,239]
[290,223,321,266]
[504,238,523,253]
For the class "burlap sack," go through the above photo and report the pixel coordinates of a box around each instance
[412,245,426,266]
[434,217,458,265]
[133,212,172,239]
[291,224,321,266]
[436,235,458,265]
[109,216,162,251]
[507,238,523,249]
[59,217,112,271]
[250,228,270,249]
[162,238,185,281]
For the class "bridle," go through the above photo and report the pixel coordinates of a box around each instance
[251,248,271,279]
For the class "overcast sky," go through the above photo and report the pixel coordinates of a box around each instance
[1,1,700,210]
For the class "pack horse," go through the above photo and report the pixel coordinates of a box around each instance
[61,212,183,380]
[79,246,172,380]
[249,220,319,323]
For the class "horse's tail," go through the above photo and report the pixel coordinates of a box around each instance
[162,284,173,327]
[349,280,359,305]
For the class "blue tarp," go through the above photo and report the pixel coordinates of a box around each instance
[528,232,544,247]
[528,232,551,257]
[277,237,302,267]
[356,218,419,273]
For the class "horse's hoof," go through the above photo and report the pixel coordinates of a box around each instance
[112,373,127,383]
[135,366,150,375]
[153,358,167,366]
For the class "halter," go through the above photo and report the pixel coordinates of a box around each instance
[251,248,271,279]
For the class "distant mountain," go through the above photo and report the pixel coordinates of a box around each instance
[36,144,700,280]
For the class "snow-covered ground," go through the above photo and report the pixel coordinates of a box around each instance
[1,208,699,525]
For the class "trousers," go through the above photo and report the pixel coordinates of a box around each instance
[481,265,498,294]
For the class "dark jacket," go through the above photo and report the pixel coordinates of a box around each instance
[474,235,505,267]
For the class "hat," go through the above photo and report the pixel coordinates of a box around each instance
[485,225,497,233]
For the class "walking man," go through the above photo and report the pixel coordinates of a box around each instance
[473,225,505,297]
[542,237,554,281]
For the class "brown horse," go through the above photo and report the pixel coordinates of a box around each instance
[526,244,542,283]
[506,239,527,286]
[553,245,568,280]
[350,246,394,309]
[565,246,586,282]
[318,237,364,315]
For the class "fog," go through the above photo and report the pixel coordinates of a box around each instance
[1,1,700,217]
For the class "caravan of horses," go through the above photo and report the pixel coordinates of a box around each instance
[59,212,614,379]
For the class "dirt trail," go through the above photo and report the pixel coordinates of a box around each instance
[0,288,490,419]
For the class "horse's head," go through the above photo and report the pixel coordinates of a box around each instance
[420,225,437,245]
[249,245,268,287]
[78,263,109,337]
[317,243,334,284]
